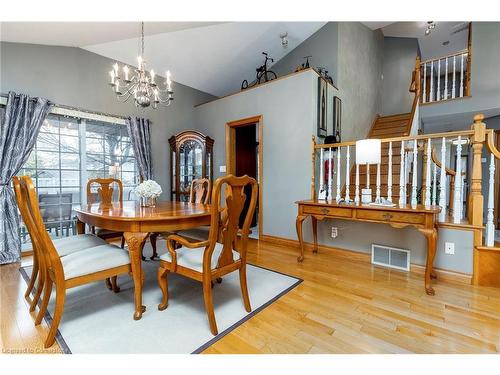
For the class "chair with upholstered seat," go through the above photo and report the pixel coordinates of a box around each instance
[17,176,132,348]
[12,177,109,316]
[86,178,126,248]
[157,174,257,335]
[149,178,211,259]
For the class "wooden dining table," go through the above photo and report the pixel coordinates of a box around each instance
[74,200,212,320]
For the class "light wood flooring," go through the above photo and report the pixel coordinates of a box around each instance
[2,239,500,354]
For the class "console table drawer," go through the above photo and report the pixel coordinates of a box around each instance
[356,210,425,224]
[302,205,352,218]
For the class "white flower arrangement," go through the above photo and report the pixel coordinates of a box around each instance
[135,179,162,199]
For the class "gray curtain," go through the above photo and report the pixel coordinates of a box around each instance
[126,117,153,181]
[0,91,53,264]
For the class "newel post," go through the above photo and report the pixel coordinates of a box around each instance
[468,114,486,226]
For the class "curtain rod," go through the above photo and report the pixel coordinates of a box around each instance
[0,93,128,125]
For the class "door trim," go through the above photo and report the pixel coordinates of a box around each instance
[226,115,263,239]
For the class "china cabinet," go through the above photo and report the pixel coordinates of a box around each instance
[169,130,214,202]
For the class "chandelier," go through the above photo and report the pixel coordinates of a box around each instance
[109,22,173,109]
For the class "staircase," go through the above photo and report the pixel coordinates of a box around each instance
[349,113,413,201]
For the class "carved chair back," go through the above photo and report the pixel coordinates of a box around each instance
[205,175,257,271]
[16,176,65,280]
[86,178,123,205]
[189,178,211,204]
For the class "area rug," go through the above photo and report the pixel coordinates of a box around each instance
[20,241,301,354]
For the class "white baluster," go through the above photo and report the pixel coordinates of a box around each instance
[411,140,418,208]
[432,161,437,205]
[318,148,325,199]
[460,53,464,98]
[425,138,432,207]
[453,136,463,223]
[430,60,434,102]
[336,147,341,203]
[422,62,427,103]
[438,137,447,222]
[486,155,496,246]
[387,142,393,202]
[399,141,405,207]
[375,162,381,203]
[444,58,449,100]
[345,145,351,202]
[452,55,456,99]
[437,59,441,101]
[327,147,333,201]
[355,162,360,205]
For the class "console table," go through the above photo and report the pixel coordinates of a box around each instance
[295,199,441,295]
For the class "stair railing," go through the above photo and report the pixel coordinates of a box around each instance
[485,128,500,246]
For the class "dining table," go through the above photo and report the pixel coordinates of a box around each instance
[74,200,212,320]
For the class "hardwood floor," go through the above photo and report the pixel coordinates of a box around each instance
[2,239,500,354]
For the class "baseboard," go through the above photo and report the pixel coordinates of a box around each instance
[21,249,33,257]
[259,233,472,285]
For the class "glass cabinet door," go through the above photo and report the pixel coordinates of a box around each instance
[178,140,203,201]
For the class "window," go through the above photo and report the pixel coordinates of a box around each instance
[17,113,139,246]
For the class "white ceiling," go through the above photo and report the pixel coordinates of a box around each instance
[380,21,469,60]
[1,21,326,97]
[0,22,223,47]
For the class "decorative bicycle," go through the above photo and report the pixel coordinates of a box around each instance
[241,52,278,90]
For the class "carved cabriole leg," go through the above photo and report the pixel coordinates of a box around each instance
[296,214,307,262]
[419,227,438,296]
[157,265,169,311]
[105,278,112,290]
[124,232,148,320]
[76,219,85,235]
[149,232,159,260]
[44,281,66,348]
[202,276,218,335]
[239,264,252,312]
[111,276,120,293]
[311,216,318,254]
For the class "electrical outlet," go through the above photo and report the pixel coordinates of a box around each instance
[331,227,338,238]
[219,165,226,173]
[445,242,455,255]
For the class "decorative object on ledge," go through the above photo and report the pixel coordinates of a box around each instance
[355,139,381,204]
[108,22,173,109]
[316,67,334,85]
[241,52,277,90]
[332,96,342,142]
[317,76,328,138]
[294,55,311,73]
[135,179,162,207]
[169,131,214,202]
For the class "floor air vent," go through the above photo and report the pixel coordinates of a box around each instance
[371,244,410,272]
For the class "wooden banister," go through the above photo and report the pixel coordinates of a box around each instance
[486,129,500,159]
[468,114,486,227]
[465,22,472,97]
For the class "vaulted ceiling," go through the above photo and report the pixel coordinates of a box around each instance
[1,22,327,97]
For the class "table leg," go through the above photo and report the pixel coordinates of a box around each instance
[296,215,307,262]
[124,232,148,320]
[76,219,85,235]
[419,227,437,296]
[311,216,318,254]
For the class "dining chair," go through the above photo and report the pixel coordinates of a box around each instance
[12,177,109,315]
[149,178,211,260]
[157,174,258,335]
[86,177,125,241]
[18,176,132,348]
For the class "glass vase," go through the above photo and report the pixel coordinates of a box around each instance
[140,196,157,207]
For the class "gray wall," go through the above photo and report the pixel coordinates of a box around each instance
[0,41,215,199]
[271,23,339,86]
[381,37,418,116]
[421,22,500,122]
[194,70,317,240]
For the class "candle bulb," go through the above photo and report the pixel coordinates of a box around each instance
[109,70,115,85]
[113,63,119,78]
[154,89,159,103]
[137,56,143,70]
[150,69,155,84]
[115,79,120,93]
[166,70,172,91]
[123,66,129,81]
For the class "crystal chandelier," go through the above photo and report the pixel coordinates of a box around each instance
[109,22,173,109]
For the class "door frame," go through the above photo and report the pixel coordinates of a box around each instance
[226,115,263,238]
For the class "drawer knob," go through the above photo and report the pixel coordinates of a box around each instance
[382,213,393,220]
[321,208,329,214]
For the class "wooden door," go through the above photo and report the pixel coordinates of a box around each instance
[235,124,258,227]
